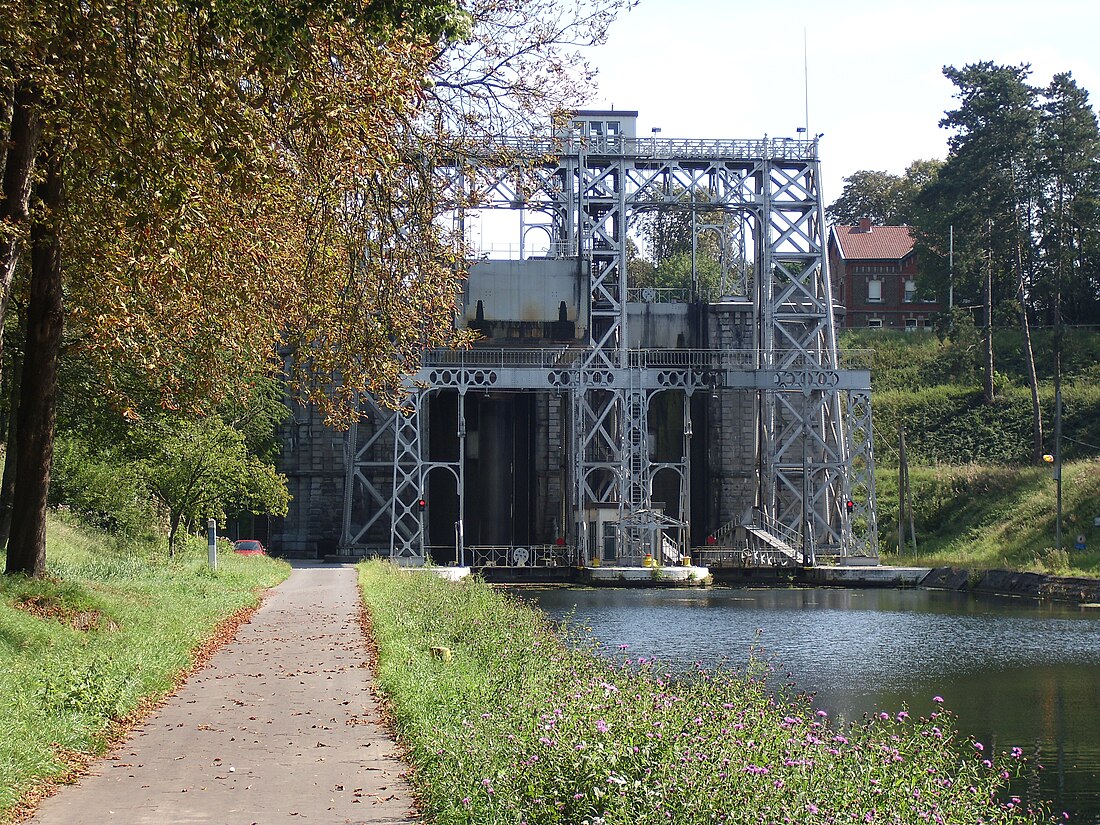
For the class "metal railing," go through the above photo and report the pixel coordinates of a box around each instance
[423,348,586,369]
[626,286,691,304]
[467,544,579,568]
[692,545,801,568]
[747,508,803,555]
[474,136,820,162]
[421,348,873,372]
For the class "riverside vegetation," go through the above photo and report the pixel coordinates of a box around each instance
[0,516,289,821]
[359,561,1053,824]
[845,326,1100,576]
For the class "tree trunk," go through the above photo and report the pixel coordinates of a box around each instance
[0,79,42,382]
[983,239,995,405]
[0,80,13,173]
[5,145,62,577]
[1016,240,1043,462]
[0,332,23,548]
[168,511,182,558]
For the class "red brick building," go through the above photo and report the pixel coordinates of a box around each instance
[828,218,941,330]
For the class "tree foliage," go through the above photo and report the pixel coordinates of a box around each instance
[630,191,736,299]
[910,63,1100,461]
[428,0,635,136]
[133,415,290,556]
[1034,72,1100,325]
[1,0,630,574]
[826,161,942,227]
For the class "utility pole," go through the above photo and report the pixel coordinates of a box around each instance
[898,424,916,553]
[948,225,954,313]
[1054,229,1064,553]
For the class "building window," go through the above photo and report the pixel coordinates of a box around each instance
[867,318,883,328]
[923,319,934,331]
[867,279,883,303]
[905,318,917,332]
[904,279,917,303]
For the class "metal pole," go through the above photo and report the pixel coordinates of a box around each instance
[948,225,954,312]
[207,518,217,570]
[1055,383,1063,553]
[458,391,467,566]
[898,425,906,554]
[691,198,698,299]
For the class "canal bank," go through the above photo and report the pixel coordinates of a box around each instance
[359,561,1049,825]
[808,564,1100,604]
[525,581,1100,821]
[457,561,1100,604]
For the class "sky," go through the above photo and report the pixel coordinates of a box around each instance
[580,0,1100,202]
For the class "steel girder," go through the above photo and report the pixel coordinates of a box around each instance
[339,393,425,562]
[338,135,878,563]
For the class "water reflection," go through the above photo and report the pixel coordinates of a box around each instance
[518,586,1100,822]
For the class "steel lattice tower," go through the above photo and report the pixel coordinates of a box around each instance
[339,113,878,566]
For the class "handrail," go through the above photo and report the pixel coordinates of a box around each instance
[467,136,820,162]
[467,544,578,568]
[692,545,800,568]
[421,348,874,371]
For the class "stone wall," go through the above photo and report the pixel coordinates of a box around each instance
[708,300,757,531]
[270,398,347,557]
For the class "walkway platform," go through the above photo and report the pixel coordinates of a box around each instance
[27,563,418,825]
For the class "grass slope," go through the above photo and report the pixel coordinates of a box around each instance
[879,459,1100,576]
[0,516,290,821]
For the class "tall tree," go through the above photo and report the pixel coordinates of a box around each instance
[134,415,290,556]
[826,162,941,227]
[827,170,907,226]
[631,188,728,298]
[1037,72,1100,326]
[1,0,629,575]
[914,63,1045,458]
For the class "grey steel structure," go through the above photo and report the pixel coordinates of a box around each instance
[339,111,878,566]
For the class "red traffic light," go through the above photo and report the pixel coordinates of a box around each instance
[418,498,426,511]
[845,499,855,513]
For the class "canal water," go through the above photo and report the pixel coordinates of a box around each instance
[519,586,1100,821]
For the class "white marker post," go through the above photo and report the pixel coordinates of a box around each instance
[207,518,218,570]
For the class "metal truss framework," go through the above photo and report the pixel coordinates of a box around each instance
[340,134,879,564]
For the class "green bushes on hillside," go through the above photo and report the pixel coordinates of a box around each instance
[872,383,1100,465]
[877,460,1100,574]
[843,326,1100,393]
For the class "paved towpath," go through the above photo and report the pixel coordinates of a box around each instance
[28,563,419,825]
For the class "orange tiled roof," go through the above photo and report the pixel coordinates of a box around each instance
[832,225,915,261]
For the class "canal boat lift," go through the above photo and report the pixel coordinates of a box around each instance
[337,110,878,570]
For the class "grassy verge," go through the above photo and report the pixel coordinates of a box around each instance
[0,515,290,821]
[360,561,1051,824]
[878,459,1100,576]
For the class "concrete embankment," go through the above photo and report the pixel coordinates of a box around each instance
[923,566,1100,603]
[809,564,1100,604]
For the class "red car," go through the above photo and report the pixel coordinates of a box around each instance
[232,539,267,556]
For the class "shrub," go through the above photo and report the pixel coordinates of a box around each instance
[48,437,159,541]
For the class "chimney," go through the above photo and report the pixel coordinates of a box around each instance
[858,217,872,232]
